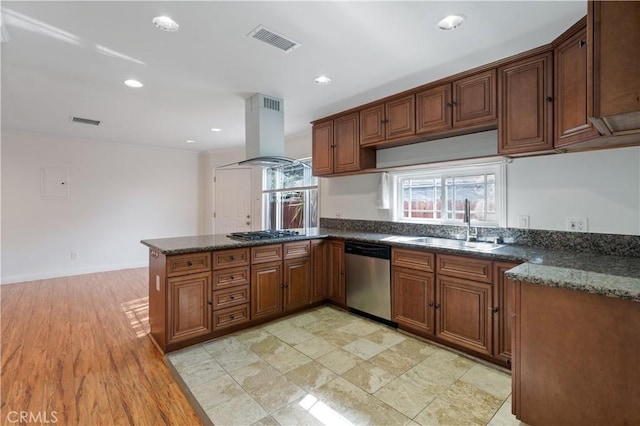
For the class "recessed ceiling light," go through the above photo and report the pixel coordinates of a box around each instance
[210,128,222,132]
[186,139,196,143]
[124,79,143,88]
[152,16,179,32]
[438,14,466,30]
[314,75,332,85]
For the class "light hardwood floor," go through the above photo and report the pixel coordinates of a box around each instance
[1,268,202,425]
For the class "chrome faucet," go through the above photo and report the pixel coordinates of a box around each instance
[463,198,477,242]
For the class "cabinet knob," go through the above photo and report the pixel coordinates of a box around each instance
[491,307,499,313]
[451,101,457,106]
[428,302,434,307]
[229,295,235,300]
[434,303,441,309]
[230,275,235,280]
[187,261,193,266]
[230,314,235,320]
[579,40,586,48]
[506,358,512,366]
[230,255,235,261]
[546,96,553,103]
[207,300,213,305]
[446,102,453,108]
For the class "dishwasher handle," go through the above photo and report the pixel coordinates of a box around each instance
[345,241,391,260]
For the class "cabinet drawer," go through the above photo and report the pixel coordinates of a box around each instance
[212,266,250,290]
[212,248,250,270]
[212,285,250,311]
[392,248,435,272]
[251,244,283,264]
[212,303,250,331]
[167,252,211,277]
[436,254,493,283]
[284,240,311,259]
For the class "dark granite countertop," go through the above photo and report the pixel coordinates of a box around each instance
[141,227,640,302]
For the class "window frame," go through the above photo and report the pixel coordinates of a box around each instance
[391,161,506,227]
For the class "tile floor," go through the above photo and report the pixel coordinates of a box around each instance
[167,306,525,426]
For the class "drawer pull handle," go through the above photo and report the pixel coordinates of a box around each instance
[230,314,235,320]
[187,261,193,267]
[229,296,235,300]
[230,275,235,280]
[230,255,235,261]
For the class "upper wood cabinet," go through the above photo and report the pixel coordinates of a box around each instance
[554,21,599,147]
[312,114,376,177]
[360,95,416,145]
[415,70,497,138]
[498,50,554,155]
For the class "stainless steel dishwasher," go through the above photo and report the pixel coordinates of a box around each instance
[345,241,392,323]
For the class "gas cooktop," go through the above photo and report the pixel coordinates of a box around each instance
[227,230,303,241]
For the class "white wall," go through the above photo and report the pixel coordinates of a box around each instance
[1,130,201,284]
[321,134,640,235]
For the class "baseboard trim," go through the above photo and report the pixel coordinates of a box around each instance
[0,262,148,285]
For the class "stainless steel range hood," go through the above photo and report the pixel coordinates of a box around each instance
[239,93,301,168]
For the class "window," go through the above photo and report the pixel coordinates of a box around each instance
[393,162,505,227]
[262,159,318,230]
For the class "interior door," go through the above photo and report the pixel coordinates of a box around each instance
[214,167,253,234]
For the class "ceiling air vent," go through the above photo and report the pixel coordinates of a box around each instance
[248,25,301,52]
[263,96,281,112]
[70,116,101,126]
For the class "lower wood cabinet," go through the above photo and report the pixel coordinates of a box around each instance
[251,260,283,320]
[327,240,346,305]
[283,257,311,311]
[392,266,435,335]
[310,239,327,303]
[166,271,213,345]
[494,262,518,367]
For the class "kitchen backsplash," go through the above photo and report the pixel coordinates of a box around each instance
[320,218,640,258]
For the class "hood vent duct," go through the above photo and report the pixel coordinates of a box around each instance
[248,25,301,53]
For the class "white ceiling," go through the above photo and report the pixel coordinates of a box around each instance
[1,1,587,153]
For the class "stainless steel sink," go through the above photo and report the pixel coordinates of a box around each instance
[381,235,503,251]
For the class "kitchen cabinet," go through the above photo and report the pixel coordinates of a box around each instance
[512,281,640,425]
[391,248,435,335]
[167,271,213,345]
[311,114,376,177]
[498,50,554,155]
[251,241,312,320]
[553,20,599,147]
[493,262,518,368]
[327,240,346,305]
[310,239,327,303]
[416,70,497,137]
[435,254,494,357]
[360,95,416,145]
[212,247,251,331]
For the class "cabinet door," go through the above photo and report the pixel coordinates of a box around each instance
[327,240,346,305]
[334,113,362,174]
[392,266,435,335]
[453,69,497,128]
[436,276,492,356]
[310,239,327,303]
[386,95,416,140]
[493,262,519,368]
[312,121,334,176]
[167,272,213,344]
[360,104,385,146]
[416,84,452,135]
[283,257,311,312]
[498,51,554,154]
[554,26,599,147]
[251,261,283,320]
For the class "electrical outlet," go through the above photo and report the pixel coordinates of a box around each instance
[518,215,530,229]
[566,217,588,232]
[71,251,78,260]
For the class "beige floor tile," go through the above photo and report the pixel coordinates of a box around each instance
[460,363,512,399]
[249,335,289,358]
[251,415,280,426]
[409,348,475,384]
[294,336,338,359]
[202,336,245,357]
[314,377,411,425]
[285,361,338,392]
[342,361,397,394]
[373,374,440,418]
[270,396,327,426]
[248,374,307,413]
[316,349,364,375]
[263,345,313,373]
[487,397,526,426]
[315,328,360,347]
[441,380,504,422]
[289,311,321,327]
[271,326,316,345]
[414,397,486,426]
[365,328,407,349]
[298,319,336,334]
[179,357,227,389]
[235,328,272,346]
[204,391,268,426]
[216,348,262,372]
[262,318,295,335]
[337,318,383,336]
[342,337,387,360]
[230,360,282,392]
[368,338,437,376]
[190,374,247,412]
[167,345,213,371]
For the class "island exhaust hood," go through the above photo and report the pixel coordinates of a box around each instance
[237,93,301,167]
